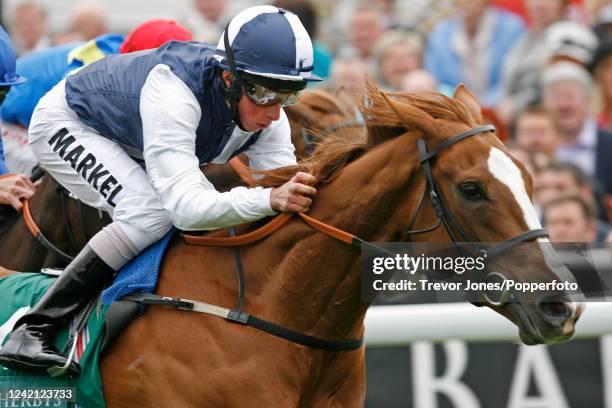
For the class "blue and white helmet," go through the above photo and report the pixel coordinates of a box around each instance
[0,25,25,86]
[215,5,322,89]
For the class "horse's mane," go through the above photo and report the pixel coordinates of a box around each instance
[255,82,479,188]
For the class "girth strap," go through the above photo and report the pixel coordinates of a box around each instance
[122,292,363,351]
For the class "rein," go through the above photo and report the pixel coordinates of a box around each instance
[20,171,92,262]
[126,212,381,352]
[22,200,74,262]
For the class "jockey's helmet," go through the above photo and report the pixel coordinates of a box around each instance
[0,26,25,86]
[215,5,321,100]
[120,19,193,54]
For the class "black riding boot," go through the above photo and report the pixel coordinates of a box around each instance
[0,245,114,376]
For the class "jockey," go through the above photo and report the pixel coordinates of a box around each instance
[0,5,319,376]
[1,19,192,176]
[0,25,35,211]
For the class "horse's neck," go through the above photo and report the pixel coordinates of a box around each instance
[263,135,422,341]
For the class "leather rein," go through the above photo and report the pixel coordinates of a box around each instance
[20,169,89,262]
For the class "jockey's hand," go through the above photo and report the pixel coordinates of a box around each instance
[0,173,36,211]
[270,172,317,213]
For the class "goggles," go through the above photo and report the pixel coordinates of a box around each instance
[242,81,300,106]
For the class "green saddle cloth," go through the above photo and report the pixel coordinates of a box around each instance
[0,272,107,408]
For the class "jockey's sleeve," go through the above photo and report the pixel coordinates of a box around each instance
[244,108,296,178]
[140,64,277,231]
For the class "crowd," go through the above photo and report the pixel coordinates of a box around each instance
[0,0,611,244]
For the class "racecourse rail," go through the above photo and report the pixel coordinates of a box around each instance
[364,302,612,345]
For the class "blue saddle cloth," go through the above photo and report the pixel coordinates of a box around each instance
[101,229,175,305]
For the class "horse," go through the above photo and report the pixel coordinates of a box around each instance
[77,83,579,406]
[0,89,362,272]
[0,173,110,271]
[284,88,364,160]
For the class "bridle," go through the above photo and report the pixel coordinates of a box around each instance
[405,124,549,305]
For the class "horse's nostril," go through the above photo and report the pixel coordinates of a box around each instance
[537,297,572,323]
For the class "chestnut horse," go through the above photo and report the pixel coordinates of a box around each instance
[0,89,361,272]
[88,84,581,407]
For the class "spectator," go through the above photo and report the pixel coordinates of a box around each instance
[327,57,367,98]
[544,193,597,242]
[544,21,598,67]
[535,161,611,239]
[535,162,594,207]
[10,1,50,56]
[514,104,560,157]
[588,0,612,29]
[325,0,452,46]
[497,0,568,125]
[374,30,424,91]
[541,61,612,193]
[590,36,612,131]
[69,3,109,41]
[182,0,250,44]
[338,3,385,75]
[273,0,332,80]
[51,31,83,46]
[424,0,525,107]
[399,69,439,93]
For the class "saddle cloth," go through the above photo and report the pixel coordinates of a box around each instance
[0,229,176,407]
[101,228,175,304]
[0,272,107,408]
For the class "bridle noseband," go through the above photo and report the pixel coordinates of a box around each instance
[405,124,549,305]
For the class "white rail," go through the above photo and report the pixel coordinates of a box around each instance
[364,302,612,346]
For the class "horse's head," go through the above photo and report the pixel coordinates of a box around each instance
[367,84,583,345]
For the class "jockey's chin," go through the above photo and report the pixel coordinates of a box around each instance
[237,95,281,132]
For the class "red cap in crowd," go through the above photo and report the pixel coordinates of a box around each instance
[120,19,193,54]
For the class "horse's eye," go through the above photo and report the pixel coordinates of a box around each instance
[459,182,484,200]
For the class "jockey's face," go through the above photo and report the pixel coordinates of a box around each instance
[221,70,282,132]
[237,91,282,132]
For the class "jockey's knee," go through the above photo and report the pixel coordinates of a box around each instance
[88,216,172,271]
[116,216,173,251]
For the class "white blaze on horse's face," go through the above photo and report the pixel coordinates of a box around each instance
[486,147,543,235]
[486,147,580,323]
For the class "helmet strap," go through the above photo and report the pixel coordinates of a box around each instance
[223,23,246,130]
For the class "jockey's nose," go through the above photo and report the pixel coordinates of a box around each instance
[265,103,282,121]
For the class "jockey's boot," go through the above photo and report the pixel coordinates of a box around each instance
[0,245,114,376]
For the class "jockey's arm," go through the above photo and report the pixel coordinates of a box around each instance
[141,64,282,231]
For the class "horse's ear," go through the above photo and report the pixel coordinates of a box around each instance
[453,84,484,123]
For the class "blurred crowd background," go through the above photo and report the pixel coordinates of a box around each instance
[2,0,612,244]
